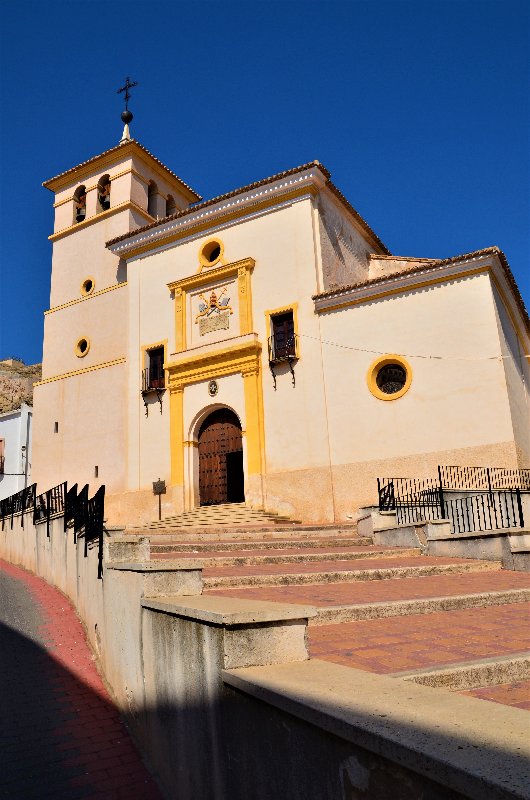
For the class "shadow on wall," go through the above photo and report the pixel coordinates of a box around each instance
[0,614,472,800]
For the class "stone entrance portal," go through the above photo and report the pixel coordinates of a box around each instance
[198,408,245,506]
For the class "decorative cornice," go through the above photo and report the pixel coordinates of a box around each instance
[167,258,255,294]
[166,338,262,390]
[107,165,329,258]
[34,357,126,386]
[43,139,201,201]
[49,201,154,242]
[44,282,127,315]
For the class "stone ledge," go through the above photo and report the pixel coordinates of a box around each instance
[394,651,530,690]
[141,594,317,625]
[223,659,530,800]
[106,561,202,571]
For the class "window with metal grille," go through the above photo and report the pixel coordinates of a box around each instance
[270,311,296,362]
[145,347,165,390]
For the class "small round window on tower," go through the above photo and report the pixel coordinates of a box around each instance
[75,337,90,358]
[199,239,223,267]
[367,355,412,401]
[81,277,95,296]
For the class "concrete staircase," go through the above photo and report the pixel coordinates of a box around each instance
[141,502,299,530]
[139,521,530,711]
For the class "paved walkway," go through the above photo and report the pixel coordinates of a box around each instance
[0,559,162,800]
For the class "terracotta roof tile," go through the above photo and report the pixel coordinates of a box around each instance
[42,139,201,200]
[313,246,529,330]
[105,161,390,254]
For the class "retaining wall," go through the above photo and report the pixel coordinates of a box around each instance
[1,511,528,800]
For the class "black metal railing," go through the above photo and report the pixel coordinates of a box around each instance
[268,333,298,363]
[1,480,106,579]
[142,365,165,392]
[0,483,36,530]
[439,465,530,491]
[34,481,67,537]
[377,465,527,534]
[444,490,524,534]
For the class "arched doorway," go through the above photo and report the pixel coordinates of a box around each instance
[198,408,245,505]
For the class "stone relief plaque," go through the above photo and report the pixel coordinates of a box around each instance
[194,285,233,336]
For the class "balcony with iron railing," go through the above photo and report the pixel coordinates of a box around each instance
[267,333,298,389]
[141,364,166,416]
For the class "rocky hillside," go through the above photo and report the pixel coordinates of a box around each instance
[0,359,42,414]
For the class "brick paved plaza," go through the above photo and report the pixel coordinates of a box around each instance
[0,559,161,800]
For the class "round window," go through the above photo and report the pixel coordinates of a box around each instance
[367,355,412,401]
[199,239,223,267]
[81,277,95,296]
[376,363,407,395]
[75,337,90,358]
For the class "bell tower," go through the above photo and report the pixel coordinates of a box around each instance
[32,86,201,496]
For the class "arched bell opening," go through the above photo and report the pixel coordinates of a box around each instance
[73,185,87,223]
[197,407,245,506]
[96,174,111,212]
[148,181,158,218]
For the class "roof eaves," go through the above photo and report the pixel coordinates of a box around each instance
[105,160,326,248]
[312,246,529,330]
[43,139,201,200]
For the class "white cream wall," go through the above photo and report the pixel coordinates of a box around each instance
[319,273,515,467]
[125,196,332,493]
[42,287,128,380]
[492,285,530,465]
[32,364,127,496]
[317,193,373,290]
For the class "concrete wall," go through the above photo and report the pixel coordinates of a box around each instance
[317,193,372,290]
[1,514,528,800]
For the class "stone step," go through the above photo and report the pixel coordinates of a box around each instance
[204,565,530,612]
[130,526,362,541]
[203,556,501,589]
[149,536,372,552]
[310,588,530,624]
[150,546,421,567]
[309,602,530,676]
[144,503,299,529]
[394,652,530,691]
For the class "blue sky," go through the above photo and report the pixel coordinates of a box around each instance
[0,0,528,364]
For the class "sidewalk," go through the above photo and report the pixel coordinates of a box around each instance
[0,559,162,800]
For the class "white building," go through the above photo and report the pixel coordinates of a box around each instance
[0,404,33,499]
[31,130,530,526]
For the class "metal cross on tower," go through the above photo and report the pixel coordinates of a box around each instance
[117,77,138,110]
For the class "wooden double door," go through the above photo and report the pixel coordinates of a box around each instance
[198,409,245,505]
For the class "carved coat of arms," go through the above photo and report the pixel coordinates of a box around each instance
[195,286,233,335]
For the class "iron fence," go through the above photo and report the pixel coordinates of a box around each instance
[377,466,526,534]
[439,465,530,491]
[0,483,36,530]
[1,480,106,579]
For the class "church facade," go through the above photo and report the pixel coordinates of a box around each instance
[32,135,530,526]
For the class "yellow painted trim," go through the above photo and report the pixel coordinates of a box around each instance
[367,355,412,401]
[80,276,95,297]
[316,267,490,314]
[49,201,155,241]
[75,337,90,358]
[265,302,300,358]
[169,387,185,485]
[119,185,318,260]
[45,282,127,315]
[34,358,126,386]
[168,258,255,352]
[198,238,225,270]
[166,340,265,484]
